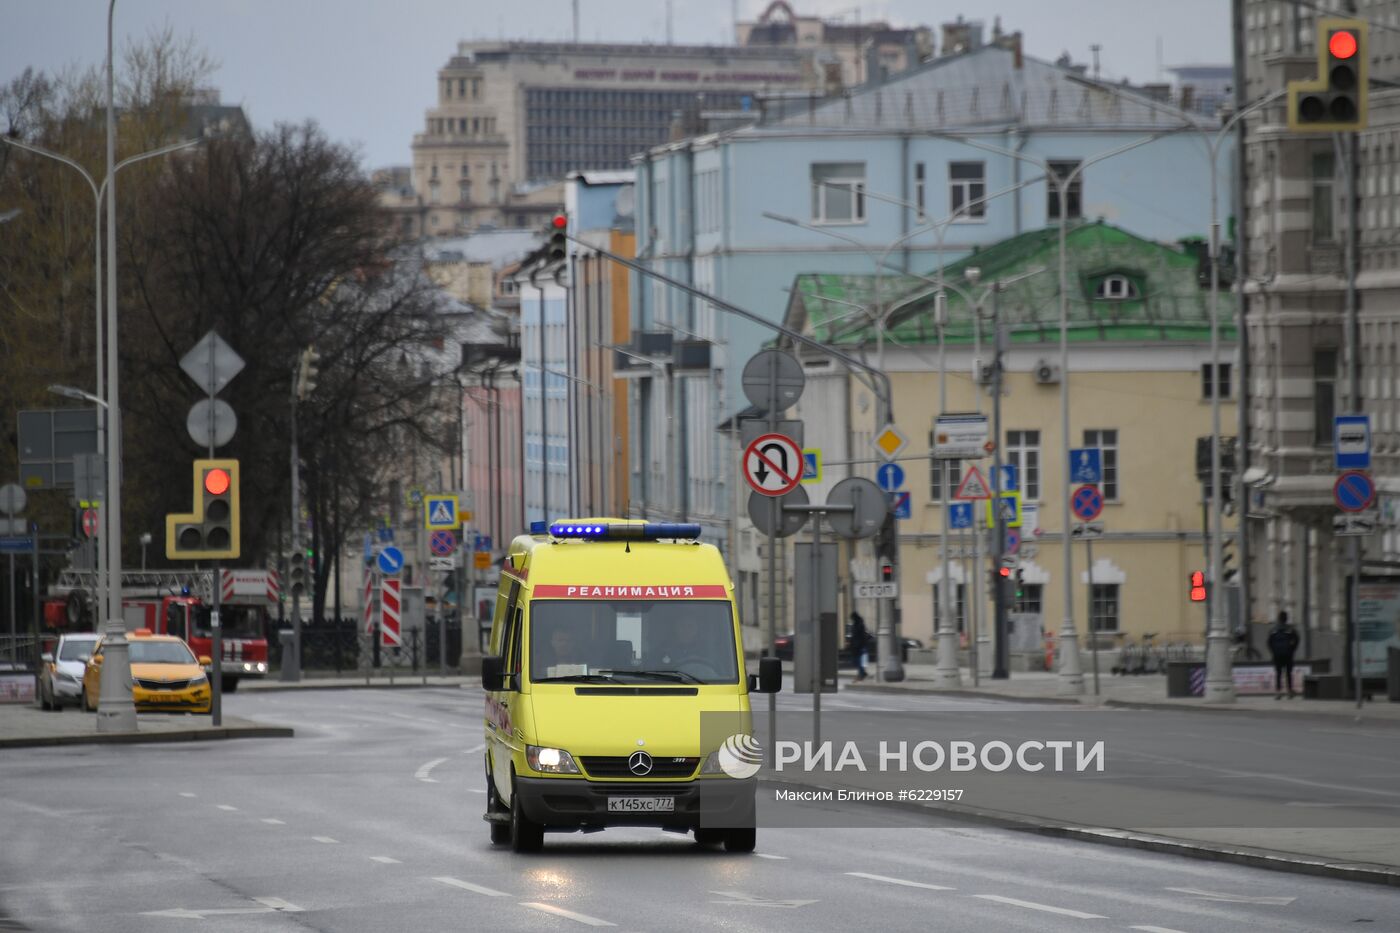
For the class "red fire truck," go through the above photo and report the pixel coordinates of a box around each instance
[45,569,277,691]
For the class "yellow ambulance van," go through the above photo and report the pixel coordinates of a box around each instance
[480,519,781,853]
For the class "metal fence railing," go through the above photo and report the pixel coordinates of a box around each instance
[266,617,470,674]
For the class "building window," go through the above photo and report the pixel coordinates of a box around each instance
[1006,430,1040,501]
[811,162,866,223]
[948,161,986,219]
[1201,362,1232,399]
[1090,584,1120,632]
[428,181,441,205]
[914,162,926,219]
[1094,274,1139,300]
[929,447,963,502]
[1014,583,1043,615]
[1082,429,1119,500]
[1314,349,1337,445]
[1312,152,1335,243]
[1047,160,1083,220]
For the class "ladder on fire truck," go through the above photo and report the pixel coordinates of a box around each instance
[53,569,215,601]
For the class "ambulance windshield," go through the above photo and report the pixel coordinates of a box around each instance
[530,600,738,684]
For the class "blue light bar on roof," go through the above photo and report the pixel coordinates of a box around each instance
[547,521,702,541]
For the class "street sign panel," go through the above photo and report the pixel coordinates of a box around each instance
[984,491,1022,528]
[875,462,905,492]
[0,518,26,536]
[0,536,34,553]
[429,529,457,556]
[948,502,973,529]
[377,545,405,576]
[741,418,803,450]
[801,449,821,483]
[853,582,898,600]
[1334,470,1376,513]
[474,551,492,569]
[825,477,887,539]
[1333,509,1378,536]
[743,432,803,497]
[741,349,805,413]
[997,463,1018,493]
[1334,414,1371,470]
[747,486,809,538]
[933,413,989,460]
[1069,448,1103,485]
[186,398,238,449]
[424,495,459,529]
[82,508,98,538]
[0,483,27,516]
[891,490,912,520]
[874,423,908,461]
[954,465,992,500]
[1071,484,1104,522]
[1005,528,1021,554]
[179,330,246,396]
[1071,522,1105,539]
[429,555,458,571]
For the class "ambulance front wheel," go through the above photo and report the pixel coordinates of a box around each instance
[510,773,544,853]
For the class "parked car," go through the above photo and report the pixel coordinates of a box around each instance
[771,632,923,664]
[81,631,213,714]
[39,633,100,710]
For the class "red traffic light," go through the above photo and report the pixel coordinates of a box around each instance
[203,468,231,496]
[1189,570,1207,602]
[1330,29,1358,59]
[998,567,1012,578]
[551,213,567,229]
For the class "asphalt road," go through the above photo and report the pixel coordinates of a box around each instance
[1,688,1398,932]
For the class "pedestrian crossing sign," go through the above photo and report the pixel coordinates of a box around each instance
[983,490,1022,528]
[424,494,459,530]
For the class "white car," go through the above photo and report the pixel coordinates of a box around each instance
[39,634,100,710]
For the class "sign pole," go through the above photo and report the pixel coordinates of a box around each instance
[1087,535,1099,696]
[1352,536,1363,711]
[966,524,978,687]
[7,552,14,645]
[767,361,779,761]
[810,511,821,747]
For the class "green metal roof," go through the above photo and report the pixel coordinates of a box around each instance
[792,222,1236,347]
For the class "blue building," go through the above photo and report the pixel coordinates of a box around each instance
[627,43,1233,552]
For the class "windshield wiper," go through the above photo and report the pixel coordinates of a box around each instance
[533,673,622,683]
[622,669,705,684]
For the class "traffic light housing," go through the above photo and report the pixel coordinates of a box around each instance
[546,213,567,262]
[166,459,240,560]
[289,551,307,596]
[1288,19,1368,131]
[1189,570,1207,603]
[295,345,321,400]
[880,559,894,583]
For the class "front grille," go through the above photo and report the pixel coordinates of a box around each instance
[579,756,698,779]
[136,679,190,691]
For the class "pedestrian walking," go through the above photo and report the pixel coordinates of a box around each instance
[1268,611,1301,699]
[848,611,871,681]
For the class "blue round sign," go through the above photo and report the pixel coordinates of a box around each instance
[377,545,405,575]
[876,462,905,492]
[1334,470,1376,513]
[1071,484,1103,522]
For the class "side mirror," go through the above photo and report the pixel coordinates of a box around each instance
[198,656,213,666]
[481,654,505,690]
[757,656,782,694]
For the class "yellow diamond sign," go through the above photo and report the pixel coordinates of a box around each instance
[874,424,907,461]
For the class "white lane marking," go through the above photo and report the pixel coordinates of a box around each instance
[216,805,238,811]
[971,894,1107,919]
[179,792,197,798]
[846,872,954,891]
[466,788,486,794]
[463,743,485,754]
[433,876,512,897]
[312,836,339,844]
[260,818,286,825]
[754,853,788,860]
[1164,887,1295,906]
[415,757,450,783]
[143,899,303,919]
[254,898,303,912]
[1131,927,1193,933]
[370,856,402,864]
[709,890,818,908]
[520,902,617,926]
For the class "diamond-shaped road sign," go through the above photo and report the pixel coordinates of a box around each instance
[874,423,907,461]
[179,330,246,397]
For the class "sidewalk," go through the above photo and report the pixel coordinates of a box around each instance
[241,672,472,692]
[0,704,293,748]
[843,662,1400,723]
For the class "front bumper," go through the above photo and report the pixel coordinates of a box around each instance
[515,776,756,829]
[52,677,83,701]
[133,686,211,713]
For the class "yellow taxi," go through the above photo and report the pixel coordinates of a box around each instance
[82,630,213,714]
[482,520,780,853]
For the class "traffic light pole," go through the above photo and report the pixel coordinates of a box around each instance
[991,288,1009,679]
[285,381,303,683]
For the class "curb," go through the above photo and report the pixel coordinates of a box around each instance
[0,725,294,750]
[842,682,1079,705]
[764,776,1400,889]
[242,681,469,693]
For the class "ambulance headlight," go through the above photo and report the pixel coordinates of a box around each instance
[526,745,580,774]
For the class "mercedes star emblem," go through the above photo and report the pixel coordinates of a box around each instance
[627,751,653,776]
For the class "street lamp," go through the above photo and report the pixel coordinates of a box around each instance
[47,384,107,408]
[0,208,20,224]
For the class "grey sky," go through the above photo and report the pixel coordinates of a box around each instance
[2,1,1231,170]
